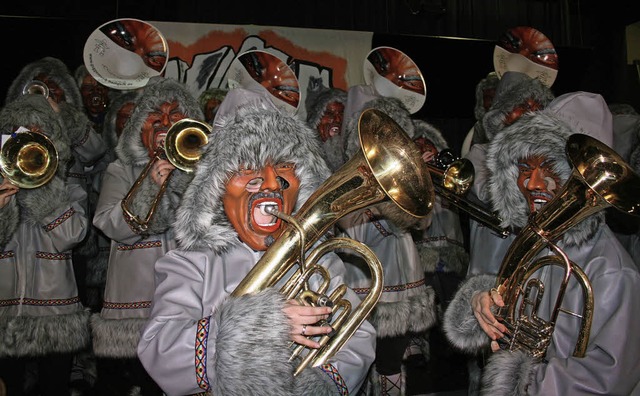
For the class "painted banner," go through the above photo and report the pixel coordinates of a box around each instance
[151,21,373,118]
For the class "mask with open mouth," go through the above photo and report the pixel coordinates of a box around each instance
[517,155,560,215]
[223,162,300,251]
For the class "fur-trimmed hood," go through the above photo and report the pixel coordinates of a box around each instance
[174,105,332,252]
[5,57,82,109]
[482,72,555,142]
[486,111,603,246]
[474,72,500,122]
[305,77,347,130]
[412,119,448,152]
[304,78,348,172]
[343,96,415,162]
[115,77,203,165]
[102,90,142,152]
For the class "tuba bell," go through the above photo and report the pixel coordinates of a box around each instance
[121,119,211,233]
[231,108,434,375]
[493,133,640,360]
[0,130,58,189]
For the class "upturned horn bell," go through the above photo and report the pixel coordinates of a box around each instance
[0,131,58,188]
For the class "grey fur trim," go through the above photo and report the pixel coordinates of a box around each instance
[210,288,295,396]
[376,201,423,231]
[343,97,415,161]
[86,248,108,287]
[102,90,142,152]
[474,72,500,121]
[442,274,495,353]
[16,176,70,226]
[0,199,19,249]
[294,366,341,396]
[175,105,331,252]
[416,245,440,273]
[0,94,72,168]
[480,349,536,396]
[486,111,603,245]
[412,119,448,152]
[369,288,437,338]
[90,314,147,358]
[57,102,94,145]
[6,57,82,109]
[115,78,203,166]
[482,72,554,141]
[0,309,90,357]
[305,76,347,130]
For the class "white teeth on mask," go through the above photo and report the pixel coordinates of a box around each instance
[255,202,278,226]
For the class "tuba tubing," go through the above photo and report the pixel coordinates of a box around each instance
[494,133,640,359]
[231,108,434,373]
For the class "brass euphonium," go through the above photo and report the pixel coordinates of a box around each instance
[121,119,211,233]
[0,130,58,189]
[231,108,435,375]
[494,133,640,360]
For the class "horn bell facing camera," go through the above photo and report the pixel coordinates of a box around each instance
[121,119,212,233]
[0,130,58,189]
[232,108,434,375]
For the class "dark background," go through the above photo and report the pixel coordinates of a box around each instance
[1,0,638,153]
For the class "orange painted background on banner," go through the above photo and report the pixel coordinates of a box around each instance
[166,28,348,89]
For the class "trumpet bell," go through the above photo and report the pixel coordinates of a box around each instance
[164,119,212,172]
[22,80,50,98]
[0,131,58,188]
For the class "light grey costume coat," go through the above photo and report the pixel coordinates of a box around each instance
[137,104,376,395]
[443,112,640,395]
[336,205,436,339]
[412,119,468,277]
[465,72,554,276]
[91,78,203,357]
[0,94,90,357]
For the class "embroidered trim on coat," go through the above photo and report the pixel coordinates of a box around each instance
[321,363,349,395]
[195,317,211,391]
[43,208,76,232]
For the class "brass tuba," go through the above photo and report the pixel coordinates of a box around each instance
[0,130,58,189]
[121,119,211,233]
[231,108,435,375]
[493,133,640,360]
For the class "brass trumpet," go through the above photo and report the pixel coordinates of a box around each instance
[22,80,50,98]
[121,119,211,233]
[0,130,58,189]
[426,148,510,238]
[494,133,640,360]
[232,108,434,375]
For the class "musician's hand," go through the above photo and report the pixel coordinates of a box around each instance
[471,288,506,341]
[0,179,19,208]
[150,159,176,186]
[283,299,333,349]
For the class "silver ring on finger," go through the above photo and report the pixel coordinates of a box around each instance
[301,324,307,336]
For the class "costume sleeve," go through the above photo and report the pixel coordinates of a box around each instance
[442,274,495,353]
[59,103,106,166]
[17,175,89,252]
[92,161,144,244]
[138,250,306,396]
